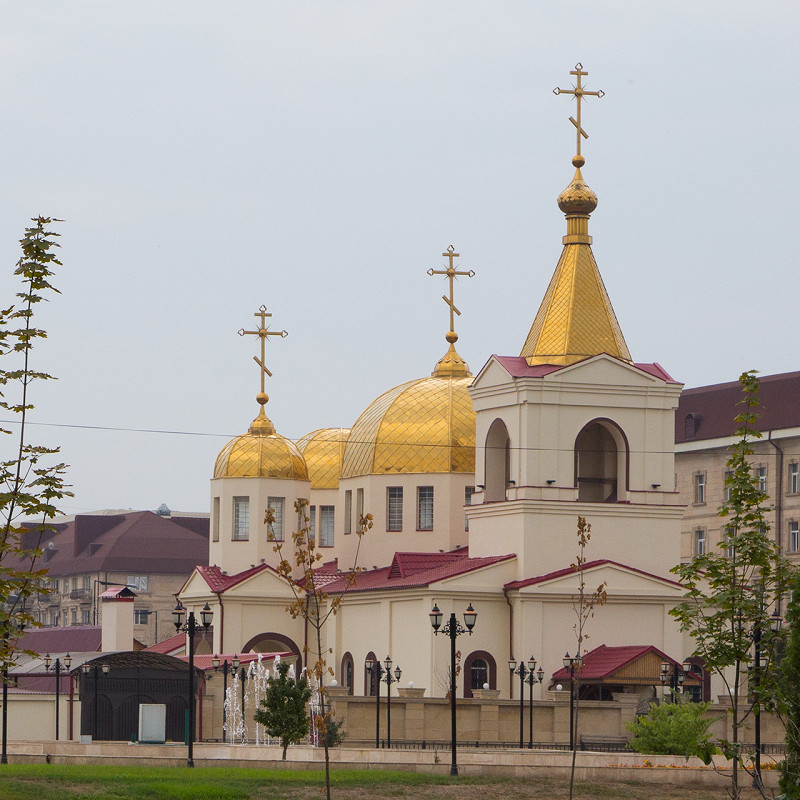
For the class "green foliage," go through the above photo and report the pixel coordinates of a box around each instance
[779,572,800,798]
[0,217,71,667]
[253,659,312,759]
[316,711,346,748]
[626,698,717,762]
[670,370,792,796]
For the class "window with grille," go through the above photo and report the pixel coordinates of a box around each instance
[387,487,403,531]
[695,528,706,555]
[212,497,220,542]
[356,488,364,524]
[309,505,316,540]
[417,486,434,531]
[344,490,352,535]
[470,658,489,690]
[790,521,799,553]
[267,496,284,541]
[464,486,475,531]
[320,506,334,546]
[233,497,250,540]
[791,464,799,495]
[694,473,706,504]
[757,466,767,494]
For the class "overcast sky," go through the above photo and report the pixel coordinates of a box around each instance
[1,2,797,515]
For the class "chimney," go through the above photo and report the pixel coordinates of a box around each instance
[100,586,136,652]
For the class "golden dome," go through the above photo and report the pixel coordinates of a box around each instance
[214,409,308,480]
[557,164,598,216]
[341,358,475,479]
[296,428,350,489]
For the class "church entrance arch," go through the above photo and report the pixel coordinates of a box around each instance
[241,632,302,665]
[484,419,511,502]
[574,419,628,502]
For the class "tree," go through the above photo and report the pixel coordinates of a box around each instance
[626,697,717,761]
[1,217,71,666]
[253,658,312,759]
[568,515,607,800]
[670,370,792,799]
[269,499,371,799]
[779,571,800,798]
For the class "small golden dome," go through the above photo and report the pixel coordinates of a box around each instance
[214,412,308,480]
[341,369,475,479]
[557,166,598,216]
[296,428,350,489]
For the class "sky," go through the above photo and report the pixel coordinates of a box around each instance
[1,2,798,516]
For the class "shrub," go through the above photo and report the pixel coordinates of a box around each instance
[626,698,717,762]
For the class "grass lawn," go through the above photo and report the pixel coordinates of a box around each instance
[0,764,770,800]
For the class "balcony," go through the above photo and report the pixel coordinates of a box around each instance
[70,588,89,600]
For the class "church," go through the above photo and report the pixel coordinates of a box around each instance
[179,65,694,705]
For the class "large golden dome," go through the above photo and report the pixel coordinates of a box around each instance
[296,428,350,489]
[340,362,475,479]
[214,408,308,480]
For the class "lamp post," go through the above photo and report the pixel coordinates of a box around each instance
[379,656,401,748]
[43,653,71,741]
[430,602,477,776]
[752,608,783,786]
[562,652,581,751]
[508,657,532,748]
[172,601,213,767]
[212,653,239,739]
[80,662,110,741]
[528,663,545,748]
[365,656,383,748]
[659,659,690,702]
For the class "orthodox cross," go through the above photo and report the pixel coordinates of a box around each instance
[427,245,475,342]
[238,305,287,396]
[553,63,604,158]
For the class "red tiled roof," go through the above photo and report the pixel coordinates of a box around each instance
[504,559,683,590]
[99,586,135,600]
[551,644,670,681]
[676,371,800,443]
[184,652,293,671]
[144,633,185,655]
[322,549,515,594]
[491,355,677,383]
[197,563,275,593]
[15,626,101,655]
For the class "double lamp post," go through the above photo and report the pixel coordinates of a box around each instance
[43,653,71,741]
[508,656,545,748]
[365,655,402,748]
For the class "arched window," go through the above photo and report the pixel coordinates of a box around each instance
[341,652,354,696]
[364,651,378,697]
[463,650,497,699]
[574,419,628,503]
[484,419,511,502]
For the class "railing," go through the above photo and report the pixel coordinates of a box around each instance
[70,588,89,600]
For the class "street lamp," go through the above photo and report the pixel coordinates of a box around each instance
[430,602,477,776]
[562,652,581,751]
[379,656,401,748]
[43,653,71,741]
[212,653,239,739]
[81,662,110,741]
[509,657,545,748]
[365,656,383,748]
[173,601,213,767]
[528,662,545,748]
[752,608,783,786]
[659,659,690,702]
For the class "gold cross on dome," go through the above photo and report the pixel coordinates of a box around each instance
[554,63,604,158]
[427,245,475,343]
[238,305,288,396]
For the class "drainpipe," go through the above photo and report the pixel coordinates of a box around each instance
[69,674,75,741]
[198,668,205,743]
[214,591,224,653]
[768,433,784,611]
[503,587,514,699]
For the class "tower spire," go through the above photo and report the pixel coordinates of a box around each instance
[427,246,474,377]
[520,65,631,367]
[238,305,288,434]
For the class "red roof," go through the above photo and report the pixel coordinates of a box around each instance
[504,559,682,590]
[144,633,185,655]
[176,652,293,671]
[491,355,677,383]
[676,371,800,443]
[99,586,135,601]
[15,626,101,655]
[196,563,274,593]
[550,644,670,681]
[322,549,515,594]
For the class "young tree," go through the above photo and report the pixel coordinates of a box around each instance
[270,499,371,800]
[671,370,792,799]
[253,658,312,759]
[568,515,607,800]
[779,571,800,798]
[626,697,716,761]
[1,217,71,666]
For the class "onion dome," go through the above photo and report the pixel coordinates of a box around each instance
[214,407,308,480]
[557,155,598,216]
[296,428,350,489]
[340,349,475,479]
